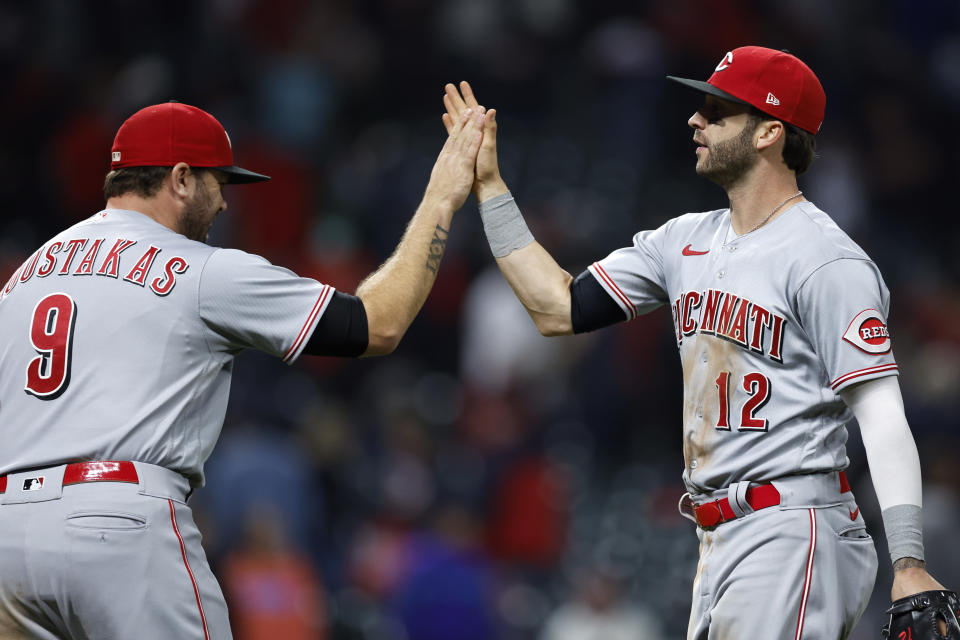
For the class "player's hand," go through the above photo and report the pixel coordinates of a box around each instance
[442,81,508,203]
[889,566,953,637]
[892,564,947,601]
[424,104,485,211]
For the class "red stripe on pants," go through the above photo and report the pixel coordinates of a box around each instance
[794,508,817,640]
[168,499,210,640]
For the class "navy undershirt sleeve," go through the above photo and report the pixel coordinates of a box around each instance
[303,291,369,357]
[570,269,624,334]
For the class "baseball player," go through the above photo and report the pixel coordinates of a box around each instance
[0,100,487,638]
[443,47,958,639]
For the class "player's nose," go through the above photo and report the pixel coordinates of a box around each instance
[688,110,707,130]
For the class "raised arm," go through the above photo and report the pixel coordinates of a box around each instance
[443,81,575,336]
[356,106,485,355]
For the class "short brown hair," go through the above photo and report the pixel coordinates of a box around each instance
[749,110,817,174]
[103,166,171,200]
[781,123,816,174]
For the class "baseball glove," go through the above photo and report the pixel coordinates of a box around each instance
[882,590,960,639]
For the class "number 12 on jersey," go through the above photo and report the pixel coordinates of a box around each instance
[715,371,771,431]
[25,293,77,400]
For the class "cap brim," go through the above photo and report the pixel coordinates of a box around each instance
[665,76,749,105]
[215,166,271,184]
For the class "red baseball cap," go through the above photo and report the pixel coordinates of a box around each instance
[110,102,270,183]
[667,46,825,135]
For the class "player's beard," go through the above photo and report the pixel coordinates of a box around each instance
[696,123,759,189]
[179,186,217,243]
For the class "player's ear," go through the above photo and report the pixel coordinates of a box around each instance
[170,162,193,198]
[755,120,784,152]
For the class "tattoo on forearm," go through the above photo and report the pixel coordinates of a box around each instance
[425,224,449,273]
[893,557,926,572]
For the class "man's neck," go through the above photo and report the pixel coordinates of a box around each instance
[105,195,179,233]
[726,169,803,236]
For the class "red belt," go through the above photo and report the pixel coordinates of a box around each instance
[694,471,852,529]
[0,461,139,494]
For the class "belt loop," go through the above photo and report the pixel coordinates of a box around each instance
[678,492,698,525]
[131,462,191,503]
[727,481,753,518]
[714,498,727,523]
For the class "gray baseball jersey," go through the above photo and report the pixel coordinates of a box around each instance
[589,200,892,637]
[589,200,897,495]
[0,208,333,485]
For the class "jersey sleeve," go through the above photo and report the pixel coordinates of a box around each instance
[796,257,898,392]
[586,225,670,321]
[198,248,335,364]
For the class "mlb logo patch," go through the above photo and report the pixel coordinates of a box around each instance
[22,476,45,491]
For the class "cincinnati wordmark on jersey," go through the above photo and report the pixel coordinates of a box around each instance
[672,288,786,362]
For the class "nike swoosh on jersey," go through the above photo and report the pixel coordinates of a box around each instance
[849,507,860,521]
[682,244,710,256]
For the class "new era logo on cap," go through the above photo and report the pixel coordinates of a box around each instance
[667,46,826,134]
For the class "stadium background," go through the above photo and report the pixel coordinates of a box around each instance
[2,1,958,638]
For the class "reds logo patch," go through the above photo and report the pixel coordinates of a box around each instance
[842,309,891,354]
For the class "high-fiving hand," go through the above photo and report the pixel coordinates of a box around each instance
[442,81,508,203]
[426,103,486,211]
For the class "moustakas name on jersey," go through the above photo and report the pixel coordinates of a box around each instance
[1,223,189,300]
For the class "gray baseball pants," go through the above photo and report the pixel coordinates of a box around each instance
[0,462,231,639]
[684,472,879,639]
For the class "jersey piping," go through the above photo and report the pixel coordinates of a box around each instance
[283,284,334,364]
[830,364,899,390]
[589,261,638,320]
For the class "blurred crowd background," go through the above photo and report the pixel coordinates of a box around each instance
[3,1,959,638]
